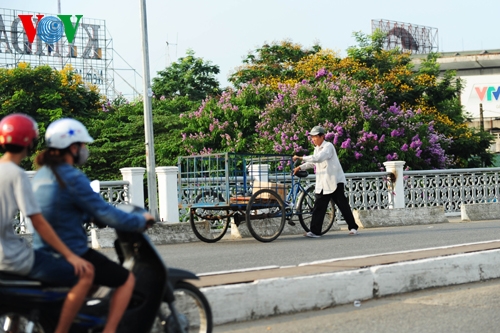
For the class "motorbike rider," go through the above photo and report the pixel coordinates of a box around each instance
[32,118,154,333]
[0,113,94,333]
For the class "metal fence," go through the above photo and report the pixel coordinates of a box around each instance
[177,166,500,221]
[404,168,500,213]
[98,167,500,220]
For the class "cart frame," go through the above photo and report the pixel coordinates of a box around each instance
[178,153,336,242]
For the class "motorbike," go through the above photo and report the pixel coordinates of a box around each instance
[0,205,213,333]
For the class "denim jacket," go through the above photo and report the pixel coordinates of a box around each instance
[32,164,146,256]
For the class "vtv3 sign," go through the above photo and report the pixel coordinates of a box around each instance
[475,86,500,102]
[18,14,82,44]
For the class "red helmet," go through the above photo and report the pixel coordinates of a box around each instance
[0,113,39,147]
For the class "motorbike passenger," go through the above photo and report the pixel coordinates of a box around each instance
[0,113,94,333]
[31,118,154,333]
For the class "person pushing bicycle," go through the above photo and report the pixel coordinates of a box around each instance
[293,126,359,238]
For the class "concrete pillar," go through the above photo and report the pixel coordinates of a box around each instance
[383,161,406,209]
[156,166,179,223]
[120,167,146,208]
[248,164,269,182]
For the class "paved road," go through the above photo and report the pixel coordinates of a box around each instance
[216,278,500,333]
[99,219,500,274]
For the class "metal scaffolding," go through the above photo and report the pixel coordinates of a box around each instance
[0,7,117,98]
[371,19,439,54]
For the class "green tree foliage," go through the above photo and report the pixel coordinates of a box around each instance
[84,95,186,181]
[85,51,223,180]
[223,34,493,168]
[0,63,101,170]
[152,49,220,106]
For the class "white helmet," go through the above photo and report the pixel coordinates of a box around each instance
[45,118,94,149]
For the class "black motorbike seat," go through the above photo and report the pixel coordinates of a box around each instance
[0,270,43,287]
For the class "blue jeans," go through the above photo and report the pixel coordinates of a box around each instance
[27,250,78,287]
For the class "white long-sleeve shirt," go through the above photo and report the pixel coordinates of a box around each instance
[300,141,346,194]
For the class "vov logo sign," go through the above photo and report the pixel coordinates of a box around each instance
[18,14,83,44]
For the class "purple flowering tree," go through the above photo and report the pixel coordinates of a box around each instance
[179,84,274,155]
[179,69,453,171]
[255,71,453,171]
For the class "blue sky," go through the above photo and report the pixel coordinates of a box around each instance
[5,0,500,97]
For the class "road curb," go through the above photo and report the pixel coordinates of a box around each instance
[371,249,500,297]
[202,247,500,326]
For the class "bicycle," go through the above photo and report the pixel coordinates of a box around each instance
[245,168,337,242]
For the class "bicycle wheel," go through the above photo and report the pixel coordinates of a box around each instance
[297,185,336,235]
[246,189,285,242]
[152,281,213,333]
[189,207,230,243]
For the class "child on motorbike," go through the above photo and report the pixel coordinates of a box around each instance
[0,113,94,333]
[31,117,154,333]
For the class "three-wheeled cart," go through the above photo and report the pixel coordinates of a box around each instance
[177,153,337,243]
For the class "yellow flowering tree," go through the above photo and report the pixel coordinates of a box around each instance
[229,40,324,89]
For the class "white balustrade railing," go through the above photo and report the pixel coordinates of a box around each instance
[99,180,130,205]
[403,168,500,213]
[17,163,500,232]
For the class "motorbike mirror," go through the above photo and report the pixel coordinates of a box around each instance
[90,180,100,193]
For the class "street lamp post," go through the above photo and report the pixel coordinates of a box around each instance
[139,0,159,219]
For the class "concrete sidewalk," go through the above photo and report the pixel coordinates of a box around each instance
[198,239,500,326]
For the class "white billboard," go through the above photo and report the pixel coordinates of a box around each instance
[460,75,500,119]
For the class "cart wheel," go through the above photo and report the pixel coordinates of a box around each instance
[246,189,285,242]
[189,208,230,243]
[297,185,336,235]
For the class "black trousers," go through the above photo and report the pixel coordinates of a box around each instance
[310,183,358,235]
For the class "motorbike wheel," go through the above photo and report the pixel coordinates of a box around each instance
[152,281,213,333]
[0,310,55,333]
